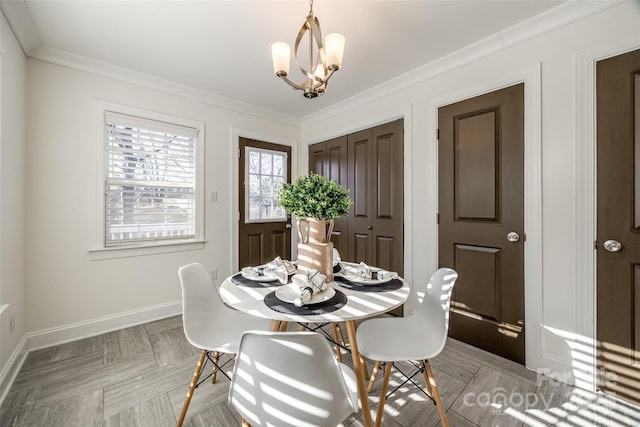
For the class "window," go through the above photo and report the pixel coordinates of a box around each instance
[245,147,287,222]
[102,110,203,248]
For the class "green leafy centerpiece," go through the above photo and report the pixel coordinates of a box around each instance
[279,173,352,281]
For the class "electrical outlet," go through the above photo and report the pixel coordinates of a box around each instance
[209,269,218,280]
[9,313,15,333]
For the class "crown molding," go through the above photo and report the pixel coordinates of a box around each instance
[30,45,301,127]
[1,0,39,55]
[302,0,626,127]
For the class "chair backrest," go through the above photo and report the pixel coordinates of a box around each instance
[178,262,225,349]
[416,268,458,353]
[229,331,359,427]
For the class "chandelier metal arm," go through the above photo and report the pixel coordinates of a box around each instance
[276,67,337,91]
[271,0,344,99]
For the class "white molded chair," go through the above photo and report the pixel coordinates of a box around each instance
[228,331,359,427]
[356,268,458,427]
[177,263,272,427]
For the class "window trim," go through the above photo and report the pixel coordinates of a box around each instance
[244,146,288,224]
[91,100,205,258]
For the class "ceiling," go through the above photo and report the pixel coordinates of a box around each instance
[3,0,568,120]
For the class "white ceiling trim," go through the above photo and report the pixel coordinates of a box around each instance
[1,0,40,55]
[30,45,301,127]
[301,0,626,128]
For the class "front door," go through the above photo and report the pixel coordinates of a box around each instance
[596,48,640,405]
[238,138,291,268]
[438,83,525,364]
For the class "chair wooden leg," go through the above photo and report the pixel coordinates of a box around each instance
[375,361,393,427]
[368,360,381,393]
[177,350,208,427]
[212,351,220,384]
[331,322,344,362]
[241,418,251,427]
[424,360,448,427]
[420,360,434,398]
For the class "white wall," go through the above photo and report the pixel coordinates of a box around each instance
[23,60,300,341]
[302,1,640,387]
[0,11,27,389]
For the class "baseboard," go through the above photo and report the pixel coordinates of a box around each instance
[0,300,181,406]
[0,333,28,407]
[538,352,580,389]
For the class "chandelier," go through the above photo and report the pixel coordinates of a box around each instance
[271,0,345,99]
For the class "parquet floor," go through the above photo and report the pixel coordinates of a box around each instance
[2,315,639,426]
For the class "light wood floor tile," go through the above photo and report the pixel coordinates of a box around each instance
[104,324,153,364]
[27,389,103,427]
[450,364,536,427]
[0,386,39,426]
[183,400,240,427]
[148,324,198,367]
[35,351,157,411]
[11,350,104,392]
[104,358,195,417]
[105,394,175,427]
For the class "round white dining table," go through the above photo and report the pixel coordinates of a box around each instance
[219,272,410,427]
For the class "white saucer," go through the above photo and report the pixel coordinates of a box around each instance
[275,284,336,305]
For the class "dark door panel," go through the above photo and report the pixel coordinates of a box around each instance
[596,48,640,405]
[439,84,525,364]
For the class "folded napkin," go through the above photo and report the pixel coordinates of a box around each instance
[341,261,373,280]
[265,256,297,284]
[241,266,265,277]
[292,270,328,306]
[242,257,296,284]
[341,262,398,281]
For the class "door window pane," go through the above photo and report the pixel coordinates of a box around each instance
[245,147,287,222]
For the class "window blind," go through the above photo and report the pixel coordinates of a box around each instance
[104,111,199,246]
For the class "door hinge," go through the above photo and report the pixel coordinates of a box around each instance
[437,213,440,224]
[237,148,241,159]
[437,129,440,140]
[594,240,598,249]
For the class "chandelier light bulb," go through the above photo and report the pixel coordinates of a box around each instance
[324,33,345,70]
[271,42,291,76]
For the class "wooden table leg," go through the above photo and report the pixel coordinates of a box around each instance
[270,320,281,331]
[345,320,373,427]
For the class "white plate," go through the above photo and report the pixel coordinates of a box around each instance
[275,284,336,305]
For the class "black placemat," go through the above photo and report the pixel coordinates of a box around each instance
[264,289,347,315]
[230,273,283,288]
[334,276,403,292]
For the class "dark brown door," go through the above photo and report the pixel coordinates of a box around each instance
[347,120,404,276]
[239,138,291,268]
[596,48,640,405]
[309,136,349,257]
[438,84,525,364]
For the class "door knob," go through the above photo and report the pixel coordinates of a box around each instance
[507,232,520,242]
[603,239,622,252]
[285,224,292,229]
[367,225,373,230]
